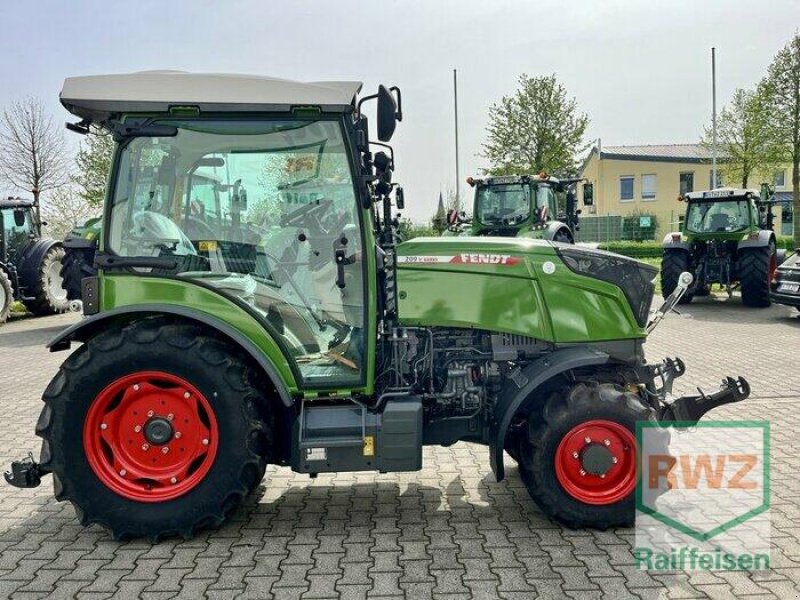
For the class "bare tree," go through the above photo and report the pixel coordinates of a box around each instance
[41,186,100,241]
[0,97,69,204]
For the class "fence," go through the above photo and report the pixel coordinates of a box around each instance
[576,214,659,243]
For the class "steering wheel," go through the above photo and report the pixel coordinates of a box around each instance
[185,216,218,241]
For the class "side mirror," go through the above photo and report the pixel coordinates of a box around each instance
[760,182,773,202]
[377,85,399,142]
[13,209,26,227]
[582,182,594,206]
[395,187,405,210]
[447,209,460,226]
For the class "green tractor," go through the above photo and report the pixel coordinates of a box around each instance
[5,71,750,539]
[0,196,69,323]
[443,174,592,242]
[661,186,786,307]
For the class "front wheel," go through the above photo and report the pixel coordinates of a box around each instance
[36,318,273,540]
[517,382,668,529]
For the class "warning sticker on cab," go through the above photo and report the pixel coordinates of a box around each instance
[397,254,520,266]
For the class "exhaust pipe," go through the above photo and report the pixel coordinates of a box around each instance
[660,376,750,424]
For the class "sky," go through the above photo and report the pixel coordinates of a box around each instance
[1,0,798,222]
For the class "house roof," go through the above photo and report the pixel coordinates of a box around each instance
[597,143,721,164]
[61,71,364,122]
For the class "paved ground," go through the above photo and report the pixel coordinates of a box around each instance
[0,297,799,599]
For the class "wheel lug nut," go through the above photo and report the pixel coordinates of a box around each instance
[134,425,142,433]
[604,439,611,446]
[170,477,177,484]
[147,410,154,417]
[612,457,618,464]
[600,474,606,479]
[167,413,174,420]
[162,447,169,454]
[584,437,591,444]
[184,392,190,399]
[100,423,107,430]
[119,469,127,476]
[175,432,182,439]
[579,469,586,476]
[142,443,149,451]
[202,438,209,446]
[572,451,579,459]
[133,384,140,391]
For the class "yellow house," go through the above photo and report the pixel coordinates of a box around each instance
[578,143,792,239]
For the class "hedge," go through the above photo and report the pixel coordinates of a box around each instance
[599,237,796,258]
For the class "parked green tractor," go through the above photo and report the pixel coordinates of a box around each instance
[5,72,750,540]
[661,186,786,307]
[0,197,69,323]
[443,174,592,242]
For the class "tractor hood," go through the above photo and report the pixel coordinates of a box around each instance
[395,237,655,343]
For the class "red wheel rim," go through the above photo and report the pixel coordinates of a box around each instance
[83,371,219,502]
[554,420,637,505]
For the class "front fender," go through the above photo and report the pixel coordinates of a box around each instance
[48,304,296,408]
[489,347,610,481]
[662,232,690,251]
[543,221,572,242]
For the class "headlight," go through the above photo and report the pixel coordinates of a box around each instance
[555,246,658,328]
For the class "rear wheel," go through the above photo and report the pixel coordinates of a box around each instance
[24,246,69,315]
[517,382,668,529]
[0,270,13,324]
[36,318,273,540]
[661,249,694,304]
[738,243,775,308]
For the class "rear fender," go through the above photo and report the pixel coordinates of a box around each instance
[662,232,690,251]
[489,347,610,480]
[737,230,775,250]
[18,239,60,292]
[48,305,294,408]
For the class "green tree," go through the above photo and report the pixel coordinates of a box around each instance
[482,74,590,176]
[72,126,114,208]
[763,33,800,243]
[701,87,778,188]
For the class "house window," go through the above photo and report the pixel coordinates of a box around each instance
[620,176,634,201]
[774,170,786,188]
[709,170,724,189]
[679,172,694,196]
[641,174,657,200]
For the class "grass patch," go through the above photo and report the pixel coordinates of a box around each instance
[10,301,26,314]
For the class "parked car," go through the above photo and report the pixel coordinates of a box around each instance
[770,249,800,310]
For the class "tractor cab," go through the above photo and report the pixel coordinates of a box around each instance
[446,174,591,243]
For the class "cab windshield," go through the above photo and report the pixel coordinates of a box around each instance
[108,118,365,387]
[686,199,750,233]
[475,183,530,225]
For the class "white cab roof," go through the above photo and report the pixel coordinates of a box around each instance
[61,71,363,121]
[684,187,759,200]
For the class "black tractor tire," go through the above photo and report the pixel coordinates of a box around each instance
[24,246,69,315]
[517,381,669,529]
[738,243,776,308]
[36,318,274,540]
[661,249,694,304]
[0,269,13,324]
[60,246,97,302]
